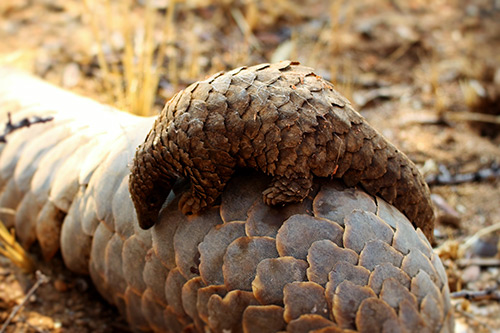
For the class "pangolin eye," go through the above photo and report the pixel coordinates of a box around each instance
[148,196,160,207]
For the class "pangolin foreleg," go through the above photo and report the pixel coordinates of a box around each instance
[129,127,177,229]
[177,153,237,215]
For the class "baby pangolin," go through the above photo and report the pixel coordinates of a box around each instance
[129,61,435,239]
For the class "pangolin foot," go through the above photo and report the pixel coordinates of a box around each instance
[262,174,313,206]
[179,191,210,215]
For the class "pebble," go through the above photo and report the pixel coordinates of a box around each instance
[54,279,69,292]
[62,63,81,88]
[462,265,480,283]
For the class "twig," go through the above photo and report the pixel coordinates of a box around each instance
[0,113,53,143]
[456,258,500,268]
[0,271,50,332]
[451,287,500,301]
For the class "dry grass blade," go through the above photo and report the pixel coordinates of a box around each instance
[230,8,262,52]
[83,0,172,116]
[445,111,500,125]
[0,208,15,215]
[83,0,113,102]
[136,0,159,116]
[328,0,342,80]
[161,0,178,91]
[460,79,484,109]
[0,220,34,273]
[326,0,355,101]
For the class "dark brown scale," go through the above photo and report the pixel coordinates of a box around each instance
[129,61,435,239]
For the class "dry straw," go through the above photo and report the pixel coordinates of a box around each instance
[0,214,34,273]
[83,0,176,116]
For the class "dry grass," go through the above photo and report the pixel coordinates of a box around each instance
[460,79,484,110]
[81,0,361,115]
[0,216,34,273]
[327,0,355,101]
[82,0,175,116]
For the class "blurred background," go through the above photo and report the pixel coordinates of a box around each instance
[0,0,499,332]
[1,0,499,118]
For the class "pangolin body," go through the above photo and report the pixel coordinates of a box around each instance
[130,61,435,239]
[0,67,453,332]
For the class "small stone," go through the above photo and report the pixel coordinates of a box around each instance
[62,63,81,88]
[462,265,481,283]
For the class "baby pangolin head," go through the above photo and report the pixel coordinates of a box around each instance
[129,146,175,229]
[129,174,168,229]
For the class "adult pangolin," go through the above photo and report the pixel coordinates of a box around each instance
[129,61,435,239]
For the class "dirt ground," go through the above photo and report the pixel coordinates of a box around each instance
[0,0,499,332]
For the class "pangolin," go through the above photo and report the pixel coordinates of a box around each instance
[129,61,435,239]
[0,67,453,332]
